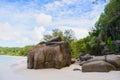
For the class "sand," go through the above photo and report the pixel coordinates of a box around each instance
[0,56,120,80]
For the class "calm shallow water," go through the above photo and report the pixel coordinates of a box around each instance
[0,55,26,64]
[0,55,27,80]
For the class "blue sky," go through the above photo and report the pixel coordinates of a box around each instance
[0,0,109,47]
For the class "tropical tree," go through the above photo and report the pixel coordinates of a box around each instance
[89,0,120,54]
[44,29,76,43]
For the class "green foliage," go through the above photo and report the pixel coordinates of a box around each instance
[107,37,119,53]
[44,35,53,41]
[63,29,76,43]
[96,0,120,41]
[85,0,120,55]
[44,29,76,43]
[71,53,81,58]
[71,37,91,56]
[71,0,120,56]
[0,45,33,56]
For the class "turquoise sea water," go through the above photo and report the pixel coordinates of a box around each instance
[0,55,17,62]
[0,55,26,64]
[0,55,27,80]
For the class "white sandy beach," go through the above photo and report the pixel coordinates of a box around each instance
[0,55,120,80]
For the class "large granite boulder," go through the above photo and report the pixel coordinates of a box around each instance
[82,61,116,72]
[106,55,120,70]
[27,36,71,69]
[86,55,120,70]
[81,55,120,70]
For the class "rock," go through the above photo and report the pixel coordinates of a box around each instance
[106,55,120,70]
[27,37,71,69]
[80,55,120,70]
[79,56,106,66]
[88,56,105,62]
[71,58,76,64]
[79,61,86,66]
[47,36,62,42]
[27,42,46,69]
[73,68,81,71]
[71,58,81,64]
[82,61,116,72]
[101,45,110,55]
[80,54,92,61]
[114,40,120,46]
[117,54,120,57]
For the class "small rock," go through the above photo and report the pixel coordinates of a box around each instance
[73,68,81,71]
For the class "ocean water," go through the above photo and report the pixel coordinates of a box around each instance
[0,55,27,80]
[0,55,26,64]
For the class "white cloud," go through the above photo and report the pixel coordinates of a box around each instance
[16,26,45,45]
[36,13,52,26]
[0,23,21,40]
[43,1,63,11]
[44,0,79,10]
[42,0,80,16]
[53,19,94,28]
[49,1,107,39]
[16,37,32,44]
[62,0,78,5]
[32,26,45,40]
[0,22,45,46]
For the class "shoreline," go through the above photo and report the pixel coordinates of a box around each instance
[0,56,120,80]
